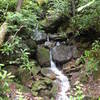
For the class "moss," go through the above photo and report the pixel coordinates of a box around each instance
[37,47,50,66]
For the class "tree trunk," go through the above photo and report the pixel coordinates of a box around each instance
[16,0,23,12]
[0,22,7,47]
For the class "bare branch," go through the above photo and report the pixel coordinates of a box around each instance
[77,0,95,12]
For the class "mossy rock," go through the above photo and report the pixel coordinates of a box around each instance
[93,66,100,80]
[41,68,56,80]
[37,47,50,67]
[16,69,33,87]
[32,77,52,97]
[49,82,58,97]
[32,80,46,92]
[41,77,52,85]
[80,72,88,83]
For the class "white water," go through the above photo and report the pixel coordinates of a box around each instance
[50,50,70,100]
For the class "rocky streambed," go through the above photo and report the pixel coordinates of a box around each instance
[1,26,100,100]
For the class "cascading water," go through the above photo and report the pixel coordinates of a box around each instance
[50,49,70,100]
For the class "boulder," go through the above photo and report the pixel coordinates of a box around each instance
[41,68,56,80]
[17,69,33,88]
[72,46,79,59]
[49,34,67,41]
[44,41,55,49]
[34,31,47,43]
[52,45,79,64]
[37,47,50,67]
[25,39,37,54]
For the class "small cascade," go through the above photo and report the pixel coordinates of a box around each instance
[50,50,70,100]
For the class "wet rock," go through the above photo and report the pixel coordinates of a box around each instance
[44,41,55,49]
[34,31,47,43]
[52,45,79,64]
[52,45,72,64]
[50,81,59,97]
[49,34,67,41]
[41,68,56,80]
[37,47,50,67]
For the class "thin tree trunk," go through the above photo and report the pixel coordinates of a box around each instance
[0,22,7,47]
[16,0,23,12]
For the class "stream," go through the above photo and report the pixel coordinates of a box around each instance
[50,49,70,100]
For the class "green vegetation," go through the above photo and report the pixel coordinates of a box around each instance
[70,81,84,100]
[20,49,35,70]
[0,36,20,55]
[0,64,14,99]
[0,0,100,99]
[81,40,100,75]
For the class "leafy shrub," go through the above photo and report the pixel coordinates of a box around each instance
[82,40,100,74]
[0,36,20,55]
[0,64,14,99]
[49,0,69,16]
[0,0,17,11]
[20,49,35,71]
[6,10,38,33]
[70,81,84,100]
[72,0,100,32]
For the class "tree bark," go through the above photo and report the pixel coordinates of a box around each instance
[0,22,7,47]
[16,0,23,12]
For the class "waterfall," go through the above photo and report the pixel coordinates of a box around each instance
[50,50,70,100]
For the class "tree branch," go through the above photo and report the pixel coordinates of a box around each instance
[77,0,95,12]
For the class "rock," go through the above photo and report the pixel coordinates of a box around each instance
[42,13,69,33]
[44,41,55,49]
[9,82,35,100]
[83,96,96,100]
[72,46,79,59]
[31,65,41,76]
[17,69,33,88]
[49,34,67,41]
[52,45,71,64]
[43,96,50,100]
[52,45,79,64]
[25,39,37,54]
[39,90,50,97]
[50,81,59,97]
[41,68,56,80]
[5,65,19,76]
[75,58,82,66]
[32,80,47,92]
[80,71,88,83]
[34,31,47,43]
[49,34,59,40]
[32,77,52,95]
[37,47,50,67]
